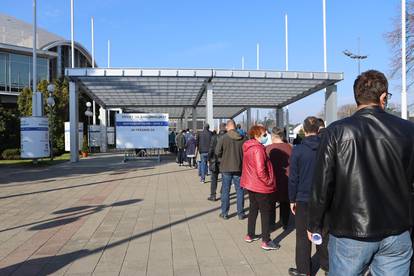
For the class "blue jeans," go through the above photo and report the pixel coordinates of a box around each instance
[199,153,209,181]
[221,172,244,216]
[329,231,412,276]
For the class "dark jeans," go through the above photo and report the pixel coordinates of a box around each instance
[187,157,196,167]
[210,171,219,197]
[247,191,271,243]
[199,153,209,180]
[295,202,329,274]
[221,172,244,216]
[177,149,185,164]
[269,200,290,228]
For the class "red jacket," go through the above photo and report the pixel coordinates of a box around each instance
[241,139,276,194]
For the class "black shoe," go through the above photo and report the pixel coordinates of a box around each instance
[238,213,247,220]
[219,213,229,220]
[288,268,308,276]
[207,196,216,201]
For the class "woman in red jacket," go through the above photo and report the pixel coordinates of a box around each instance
[241,125,279,251]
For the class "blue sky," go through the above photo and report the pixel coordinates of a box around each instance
[2,0,410,123]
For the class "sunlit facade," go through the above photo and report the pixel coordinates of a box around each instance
[0,13,94,106]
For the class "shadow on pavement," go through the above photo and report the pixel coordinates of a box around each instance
[0,168,194,200]
[0,198,243,275]
[0,199,142,233]
[0,153,176,185]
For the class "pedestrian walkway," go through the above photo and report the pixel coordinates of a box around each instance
[0,154,323,276]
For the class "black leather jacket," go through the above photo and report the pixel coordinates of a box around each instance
[308,106,414,239]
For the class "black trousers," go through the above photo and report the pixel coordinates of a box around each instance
[177,149,185,164]
[248,191,271,243]
[210,171,219,197]
[269,200,290,228]
[295,202,329,274]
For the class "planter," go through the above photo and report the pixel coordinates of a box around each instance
[81,151,88,158]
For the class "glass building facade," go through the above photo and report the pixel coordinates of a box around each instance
[0,51,48,93]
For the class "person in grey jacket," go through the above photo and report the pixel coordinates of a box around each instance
[215,119,247,220]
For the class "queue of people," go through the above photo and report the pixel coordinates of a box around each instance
[170,70,414,276]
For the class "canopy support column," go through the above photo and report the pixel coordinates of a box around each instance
[69,81,79,163]
[246,108,252,130]
[285,107,290,139]
[206,83,214,128]
[192,107,197,132]
[178,119,183,131]
[276,108,284,128]
[99,107,108,152]
[184,109,189,129]
[325,85,337,125]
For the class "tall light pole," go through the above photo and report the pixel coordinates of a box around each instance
[47,84,55,160]
[322,0,327,73]
[107,40,111,68]
[85,102,93,153]
[32,0,42,116]
[343,49,367,75]
[91,16,96,124]
[285,14,290,141]
[256,43,260,70]
[402,0,408,119]
[70,0,75,68]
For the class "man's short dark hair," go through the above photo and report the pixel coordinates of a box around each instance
[204,123,210,130]
[236,123,241,129]
[303,116,319,134]
[353,70,388,106]
[316,118,325,129]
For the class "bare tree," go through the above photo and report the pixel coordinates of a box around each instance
[385,1,414,86]
[337,104,358,119]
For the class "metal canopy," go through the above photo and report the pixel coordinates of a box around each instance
[66,68,343,119]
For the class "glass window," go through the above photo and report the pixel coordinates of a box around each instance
[0,53,6,87]
[37,57,48,82]
[10,54,30,89]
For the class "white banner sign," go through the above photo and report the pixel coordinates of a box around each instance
[107,127,115,145]
[20,117,50,158]
[88,125,101,147]
[116,113,169,149]
[64,122,83,151]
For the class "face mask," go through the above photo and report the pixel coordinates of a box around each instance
[259,135,268,144]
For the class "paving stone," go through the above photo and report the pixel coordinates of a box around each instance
[0,154,310,276]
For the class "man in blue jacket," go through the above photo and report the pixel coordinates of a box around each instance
[288,116,327,276]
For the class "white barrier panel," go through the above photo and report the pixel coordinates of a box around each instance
[116,113,168,149]
[88,125,101,147]
[107,127,115,145]
[64,122,83,151]
[21,117,50,158]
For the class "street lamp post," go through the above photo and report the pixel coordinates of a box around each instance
[47,84,55,160]
[85,102,93,153]
[343,39,368,75]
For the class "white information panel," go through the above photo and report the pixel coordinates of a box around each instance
[116,113,169,149]
[107,127,115,145]
[88,125,101,147]
[20,117,50,158]
[64,122,83,151]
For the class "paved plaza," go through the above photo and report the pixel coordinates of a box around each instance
[0,154,324,276]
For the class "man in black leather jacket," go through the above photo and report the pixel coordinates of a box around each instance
[308,70,414,275]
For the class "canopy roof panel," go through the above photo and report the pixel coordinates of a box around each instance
[66,68,343,119]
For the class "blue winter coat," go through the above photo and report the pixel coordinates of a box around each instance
[288,135,320,203]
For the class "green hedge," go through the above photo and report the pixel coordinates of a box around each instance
[2,148,20,160]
